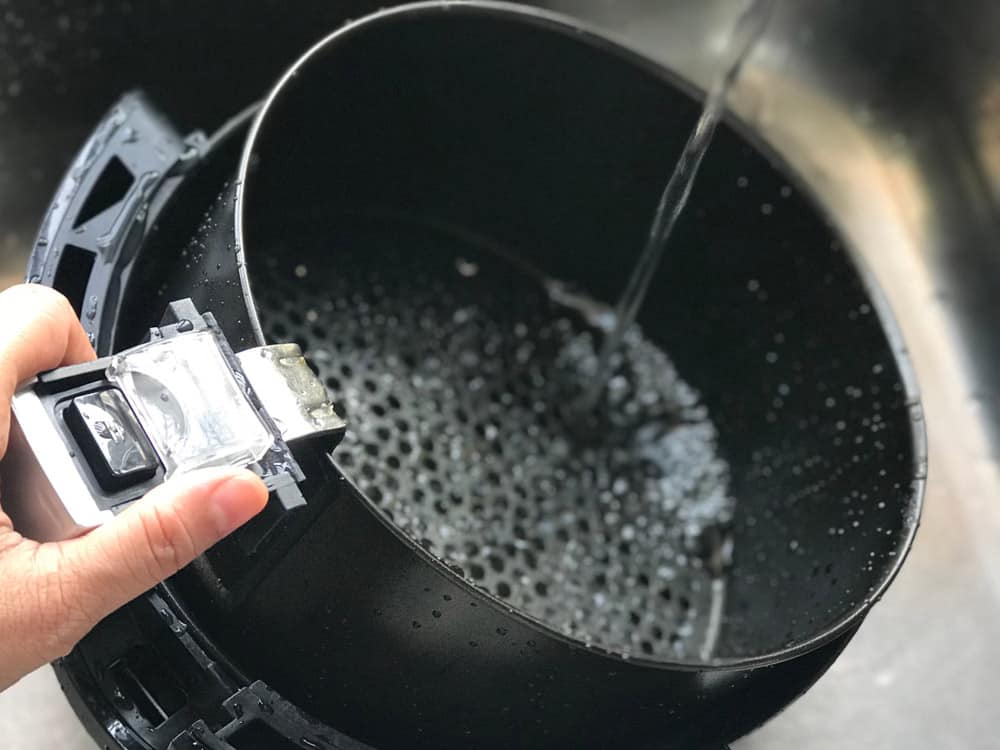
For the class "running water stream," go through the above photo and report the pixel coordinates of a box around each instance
[579,0,776,411]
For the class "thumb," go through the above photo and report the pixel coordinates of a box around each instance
[57,467,268,634]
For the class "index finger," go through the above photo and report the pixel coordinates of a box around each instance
[0,284,96,458]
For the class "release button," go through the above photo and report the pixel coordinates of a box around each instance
[64,388,159,491]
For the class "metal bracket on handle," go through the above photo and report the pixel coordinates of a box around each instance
[237,344,346,444]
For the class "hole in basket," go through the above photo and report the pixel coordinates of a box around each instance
[74,156,133,228]
[53,244,96,317]
[108,647,186,728]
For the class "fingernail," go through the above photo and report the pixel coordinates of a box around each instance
[207,471,270,536]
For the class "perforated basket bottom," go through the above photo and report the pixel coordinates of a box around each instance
[252,220,735,661]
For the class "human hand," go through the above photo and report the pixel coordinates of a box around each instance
[0,284,269,691]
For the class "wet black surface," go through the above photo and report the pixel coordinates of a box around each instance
[254,222,734,662]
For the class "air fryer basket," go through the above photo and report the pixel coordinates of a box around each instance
[68,4,925,749]
[233,3,921,660]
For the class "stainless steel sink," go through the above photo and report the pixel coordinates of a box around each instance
[0,2,996,747]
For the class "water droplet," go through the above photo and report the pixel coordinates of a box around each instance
[456,258,479,277]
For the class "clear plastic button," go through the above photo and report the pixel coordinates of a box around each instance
[106,331,273,478]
